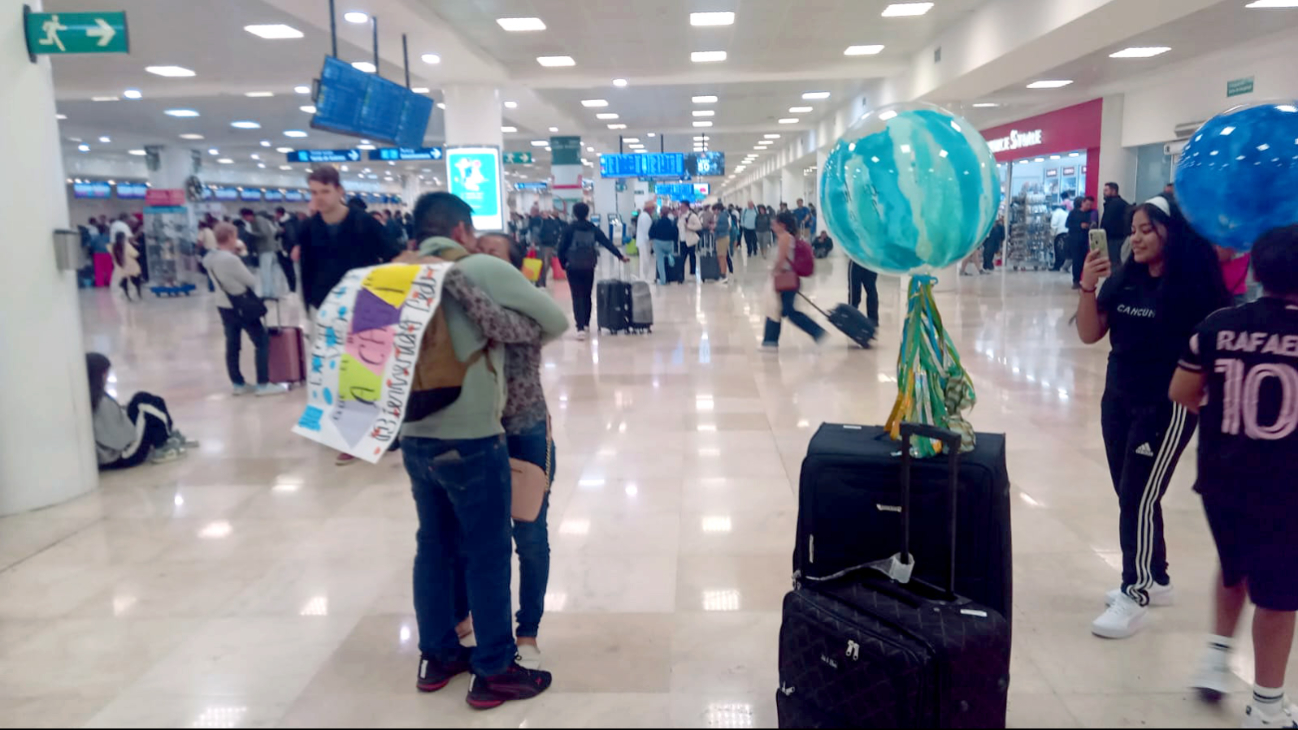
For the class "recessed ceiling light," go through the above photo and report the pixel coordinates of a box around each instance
[1027,80,1073,89]
[608,124,627,130]
[691,51,727,63]
[97,136,111,143]
[764,134,781,139]
[207,148,219,155]
[596,113,619,120]
[250,153,261,160]
[277,146,293,153]
[613,78,628,87]
[421,53,441,64]
[504,101,518,109]
[56,113,67,120]
[260,140,271,147]
[217,158,234,164]
[284,130,308,138]
[648,133,656,138]
[1246,0,1298,7]
[145,65,196,77]
[412,87,430,94]
[92,96,120,102]
[549,127,559,132]
[693,110,715,117]
[180,133,204,140]
[845,45,885,56]
[128,149,146,156]
[693,121,713,127]
[165,109,200,117]
[246,91,274,98]
[531,140,549,147]
[244,24,303,39]
[972,102,1000,108]
[537,56,575,67]
[344,11,368,23]
[587,146,595,151]
[501,126,518,133]
[802,91,831,100]
[582,99,609,107]
[123,88,142,99]
[693,136,710,141]
[882,3,934,17]
[294,85,311,94]
[1109,46,1172,59]
[77,144,90,152]
[357,144,375,150]
[497,17,546,32]
[436,102,445,109]
[300,105,317,113]
[231,121,261,129]
[779,118,799,124]
[351,61,376,73]
[789,106,813,113]
[279,165,293,170]
[690,11,735,26]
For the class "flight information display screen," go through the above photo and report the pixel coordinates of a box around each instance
[311,56,433,147]
[685,151,725,177]
[599,153,684,179]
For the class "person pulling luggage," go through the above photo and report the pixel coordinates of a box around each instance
[558,202,628,341]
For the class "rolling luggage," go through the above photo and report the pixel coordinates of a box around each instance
[630,279,653,332]
[778,424,1011,729]
[666,243,686,284]
[596,278,632,334]
[793,423,1011,622]
[698,232,721,282]
[267,302,306,386]
[798,293,876,349]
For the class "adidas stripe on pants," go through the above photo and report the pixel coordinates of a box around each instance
[1100,396,1198,607]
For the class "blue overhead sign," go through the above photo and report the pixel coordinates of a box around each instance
[515,182,548,190]
[369,147,443,161]
[286,149,361,164]
[600,152,684,179]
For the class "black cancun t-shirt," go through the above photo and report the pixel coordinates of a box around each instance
[1180,298,1298,508]
[1098,271,1194,403]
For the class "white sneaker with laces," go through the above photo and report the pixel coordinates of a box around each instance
[232,383,257,396]
[1106,582,1175,608]
[576,330,588,341]
[1189,645,1233,702]
[516,644,542,670]
[1091,593,1148,639]
[255,383,290,397]
[1245,703,1298,728]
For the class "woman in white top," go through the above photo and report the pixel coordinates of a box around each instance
[110,231,142,301]
[761,211,826,349]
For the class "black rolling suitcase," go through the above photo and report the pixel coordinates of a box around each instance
[794,423,1011,622]
[596,278,632,334]
[798,293,876,348]
[698,232,721,282]
[666,242,686,284]
[778,424,1011,729]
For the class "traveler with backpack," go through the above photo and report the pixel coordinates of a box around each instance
[558,202,628,340]
[648,208,679,285]
[712,202,731,283]
[537,211,565,287]
[678,201,703,279]
[762,211,825,349]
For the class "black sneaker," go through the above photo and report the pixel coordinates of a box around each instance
[416,648,471,693]
[466,662,552,710]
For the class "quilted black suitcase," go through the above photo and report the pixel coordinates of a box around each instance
[799,293,876,349]
[794,423,1011,621]
[596,279,632,334]
[698,232,721,282]
[778,424,1011,729]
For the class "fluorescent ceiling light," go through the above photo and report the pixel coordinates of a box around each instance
[690,11,735,26]
[145,65,196,77]
[92,96,120,102]
[623,137,640,143]
[280,165,292,170]
[1246,0,1298,6]
[128,149,146,156]
[284,130,308,138]
[581,99,609,107]
[165,108,200,117]
[549,126,559,132]
[1027,80,1073,89]
[778,118,799,124]
[56,113,67,120]
[537,56,575,67]
[250,153,260,160]
[802,91,831,100]
[246,91,274,97]
[693,135,710,141]
[300,105,317,113]
[357,144,375,150]
[260,140,270,147]
[789,106,813,113]
[344,11,368,23]
[648,133,655,137]
[421,53,441,64]
[497,17,546,32]
[504,101,518,109]
[693,95,718,104]
[412,87,429,94]
[972,102,1000,108]
[764,133,781,139]
[882,3,934,17]
[531,140,549,146]
[693,110,715,117]
[208,148,218,154]
[77,144,90,152]
[845,45,885,56]
[501,126,518,133]
[244,24,303,39]
[436,102,445,109]
[217,158,234,164]
[691,51,727,63]
[596,113,619,120]
[294,85,311,94]
[608,124,627,130]
[1109,46,1171,58]
[231,121,261,129]
[276,146,293,153]
[351,61,376,73]
[180,133,204,140]
[693,121,713,127]
[123,89,142,99]
[613,78,628,87]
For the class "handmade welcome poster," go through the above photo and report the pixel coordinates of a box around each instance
[292,262,452,463]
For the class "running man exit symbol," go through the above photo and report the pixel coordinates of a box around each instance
[24,9,130,58]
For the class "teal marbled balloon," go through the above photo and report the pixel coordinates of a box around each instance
[821,102,1001,275]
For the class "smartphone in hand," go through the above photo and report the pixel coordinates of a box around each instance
[1089,229,1109,260]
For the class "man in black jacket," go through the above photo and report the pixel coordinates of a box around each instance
[1066,196,1095,289]
[557,202,628,340]
[537,211,565,287]
[1101,182,1131,268]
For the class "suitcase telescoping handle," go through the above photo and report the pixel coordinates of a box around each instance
[898,422,963,600]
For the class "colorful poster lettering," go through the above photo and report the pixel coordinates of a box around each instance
[292,262,452,463]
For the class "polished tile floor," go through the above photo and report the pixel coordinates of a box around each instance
[0,249,1275,728]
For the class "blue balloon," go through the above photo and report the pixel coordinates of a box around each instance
[1176,102,1298,253]
[821,102,1000,275]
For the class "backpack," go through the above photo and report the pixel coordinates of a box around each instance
[568,228,599,270]
[404,249,492,423]
[649,216,676,242]
[792,238,815,277]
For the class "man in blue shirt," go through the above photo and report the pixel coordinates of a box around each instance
[740,201,758,257]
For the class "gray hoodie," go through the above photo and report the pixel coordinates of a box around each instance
[92,395,137,465]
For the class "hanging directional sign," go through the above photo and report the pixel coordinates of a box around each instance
[24,10,129,57]
[368,147,444,161]
[505,151,534,165]
[286,149,362,164]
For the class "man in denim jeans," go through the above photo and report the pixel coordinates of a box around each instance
[401,193,569,709]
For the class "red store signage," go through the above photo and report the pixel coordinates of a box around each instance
[145,188,186,207]
[982,98,1104,198]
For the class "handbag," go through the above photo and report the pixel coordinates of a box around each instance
[211,266,267,324]
[773,267,800,292]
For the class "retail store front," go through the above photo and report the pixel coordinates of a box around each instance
[981,99,1103,271]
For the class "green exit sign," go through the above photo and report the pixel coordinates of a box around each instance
[24,9,129,58]
[1227,76,1255,98]
[505,151,534,165]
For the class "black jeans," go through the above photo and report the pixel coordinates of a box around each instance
[103,393,174,469]
[218,307,270,386]
[1071,235,1088,285]
[848,263,879,323]
[568,267,595,331]
[983,243,999,271]
[743,229,757,256]
[683,244,697,276]
[1100,395,1198,606]
[276,251,297,292]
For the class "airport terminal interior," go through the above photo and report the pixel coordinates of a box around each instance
[4,0,1298,727]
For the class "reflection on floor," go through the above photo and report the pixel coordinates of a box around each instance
[0,251,1268,728]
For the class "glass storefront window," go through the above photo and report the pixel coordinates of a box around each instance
[1003,150,1088,271]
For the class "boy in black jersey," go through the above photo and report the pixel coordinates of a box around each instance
[1171,225,1298,729]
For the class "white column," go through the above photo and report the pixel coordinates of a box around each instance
[593,177,616,218]
[1098,94,1137,202]
[616,182,635,219]
[143,146,199,287]
[0,3,98,515]
[762,177,776,208]
[441,86,503,149]
[781,168,799,208]
[402,173,421,210]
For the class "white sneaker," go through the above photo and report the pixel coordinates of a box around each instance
[1189,645,1233,702]
[1106,582,1175,608]
[516,644,542,670]
[1245,703,1298,728]
[576,330,588,341]
[232,383,257,396]
[1091,593,1148,639]
[255,383,290,397]
[148,445,187,465]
